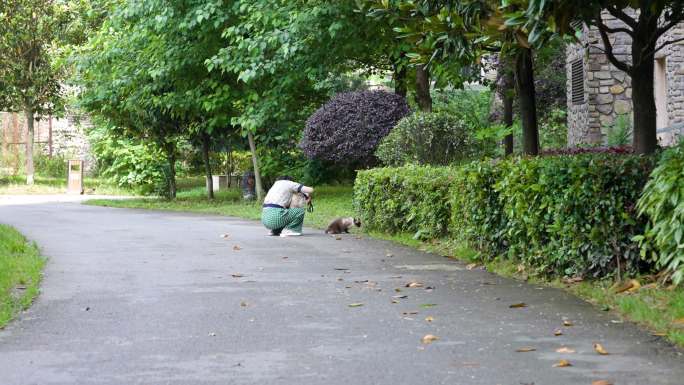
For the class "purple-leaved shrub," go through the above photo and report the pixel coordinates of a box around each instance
[300,90,410,167]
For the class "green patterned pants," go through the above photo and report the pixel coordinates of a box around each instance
[261,207,305,232]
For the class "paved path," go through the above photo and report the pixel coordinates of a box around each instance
[0,199,683,385]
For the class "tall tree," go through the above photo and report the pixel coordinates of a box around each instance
[525,1,684,154]
[0,0,66,184]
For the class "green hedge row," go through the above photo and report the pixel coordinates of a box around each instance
[354,154,656,278]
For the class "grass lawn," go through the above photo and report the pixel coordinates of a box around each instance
[0,175,131,195]
[0,225,46,328]
[86,180,684,348]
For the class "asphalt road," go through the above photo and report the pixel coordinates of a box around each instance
[1,199,683,385]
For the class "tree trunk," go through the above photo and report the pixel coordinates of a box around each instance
[247,131,264,201]
[631,28,658,155]
[25,109,35,185]
[164,144,177,199]
[202,133,214,199]
[415,64,432,112]
[503,87,514,156]
[514,48,539,155]
[394,62,407,98]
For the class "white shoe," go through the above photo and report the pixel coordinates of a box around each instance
[279,229,302,237]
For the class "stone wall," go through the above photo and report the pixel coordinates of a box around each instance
[0,112,93,175]
[566,12,684,146]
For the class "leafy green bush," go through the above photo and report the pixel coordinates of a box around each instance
[354,165,454,240]
[636,141,684,284]
[34,153,67,178]
[449,160,507,256]
[605,114,633,147]
[497,154,654,277]
[355,153,656,278]
[88,126,171,194]
[375,112,478,166]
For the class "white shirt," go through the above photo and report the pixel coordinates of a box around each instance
[263,180,313,207]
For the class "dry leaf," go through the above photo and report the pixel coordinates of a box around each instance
[509,302,528,308]
[231,273,244,278]
[614,279,641,294]
[593,343,609,355]
[421,334,438,344]
[406,282,424,288]
[554,329,563,336]
[386,253,393,257]
[233,245,241,251]
[592,381,613,385]
[425,316,434,322]
[240,301,248,307]
[553,359,572,368]
[392,295,408,299]
[556,347,576,353]
[348,303,364,308]
[562,276,584,284]
[220,233,229,238]
[652,332,667,336]
[394,288,402,292]
[563,320,574,327]
[403,311,418,315]
[516,347,536,352]
[420,303,437,308]
[335,236,342,240]
[466,263,478,270]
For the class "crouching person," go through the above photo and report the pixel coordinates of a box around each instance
[261,176,314,237]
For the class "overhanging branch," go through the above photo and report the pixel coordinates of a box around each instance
[596,13,632,74]
[606,6,637,29]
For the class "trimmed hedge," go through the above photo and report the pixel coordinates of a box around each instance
[355,154,656,278]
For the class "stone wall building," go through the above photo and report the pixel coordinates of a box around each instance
[0,112,93,175]
[566,15,684,146]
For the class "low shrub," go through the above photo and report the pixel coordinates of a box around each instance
[375,112,478,167]
[636,141,684,284]
[354,165,454,240]
[497,154,654,277]
[300,90,410,167]
[355,153,656,278]
[34,153,67,178]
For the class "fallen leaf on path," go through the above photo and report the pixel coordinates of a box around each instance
[554,330,563,336]
[406,282,424,288]
[281,256,288,259]
[563,320,574,327]
[386,253,393,257]
[421,334,438,344]
[403,311,418,315]
[552,359,572,368]
[391,300,399,304]
[556,347,576,353]
[652,332,667,336]
[420,304,437,308]
[233,245,241,251]
[466,263,478,270]
[592,381,613,385]
[231,274,244,278]
[516,347,536,352]
[392,295,408,299]
[390,275,402,279]
[509,302,528,308]
[240,301,248,307]
[220,233,229,238]
[593,343,609,355]
[335,236,342,240]
[425,316,434,322]
[348,303,364,308]
[334,267,350,271]
[394,288,402,292]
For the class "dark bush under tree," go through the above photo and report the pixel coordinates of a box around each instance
[300,90,410,167]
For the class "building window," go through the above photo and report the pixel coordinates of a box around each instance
[571,59,585,105]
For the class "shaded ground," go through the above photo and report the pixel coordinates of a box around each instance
[0,199,683,384]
